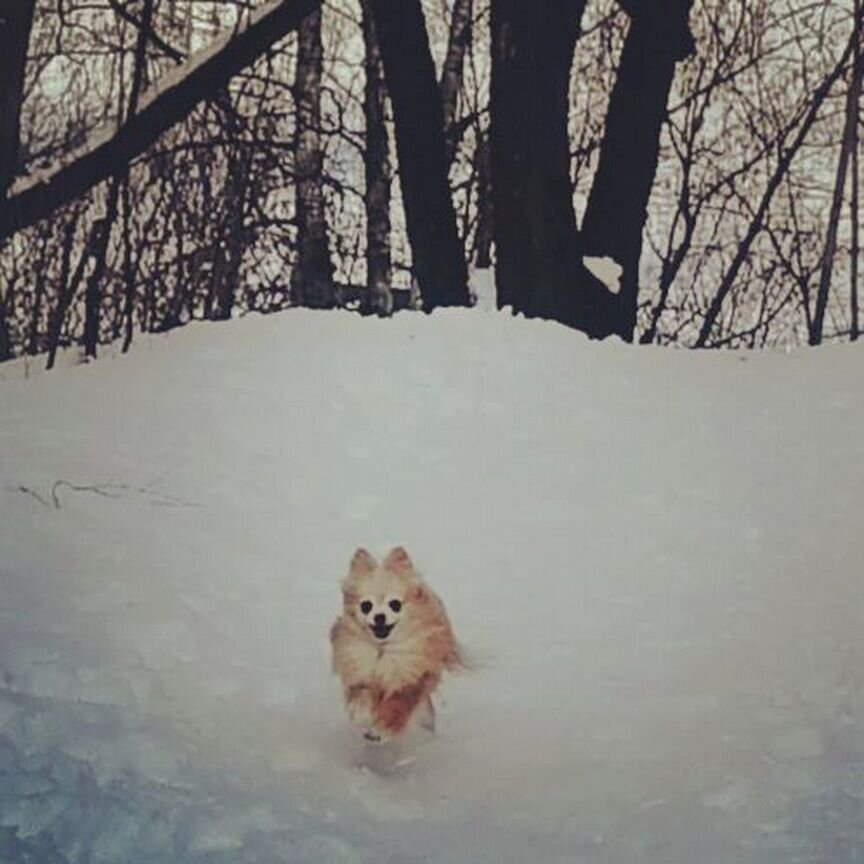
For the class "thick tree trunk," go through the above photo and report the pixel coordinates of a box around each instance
[810,6,863,345]
[581,1,695,342]
[360,2,393,315]
[0,0,36,201]
[440,0,473,163]
[365,0,469,310]
[291,7,335,309]
[490,0,616,335]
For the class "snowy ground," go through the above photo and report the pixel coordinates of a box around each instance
[1,308,862,863]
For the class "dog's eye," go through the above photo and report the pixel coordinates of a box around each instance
[360,600,373,615]
[388,599,402,613]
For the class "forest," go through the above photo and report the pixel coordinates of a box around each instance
[0,0,862,362]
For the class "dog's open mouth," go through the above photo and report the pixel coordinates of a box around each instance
[371,622,395,640]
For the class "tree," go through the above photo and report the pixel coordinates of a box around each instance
[0,0,322,243]
[695,25,860,348]
[440,0,473,163]
[0,1,36,201]
[360,1,393,315]
[84,0,156,358]
[291,7,335,308]
[810,4,863,345]
[852,0,862,342]
[490,0,616,336]
[2,0,861,362]
[581,0,696,341]
[365,0,469,310]
[0,0,36,359]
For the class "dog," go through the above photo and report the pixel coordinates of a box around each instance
[330,547,462,742]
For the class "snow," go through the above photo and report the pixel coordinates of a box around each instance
[584,256,623,295]
[1,308,862,863]
[468,268,497,311]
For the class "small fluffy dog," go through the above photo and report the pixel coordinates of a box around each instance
[330,547,462,741]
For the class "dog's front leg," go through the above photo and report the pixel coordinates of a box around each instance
[346,684,382,738]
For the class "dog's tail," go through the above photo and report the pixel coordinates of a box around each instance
[446,640,478,672]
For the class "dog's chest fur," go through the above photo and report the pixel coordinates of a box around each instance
[338,625,429,693]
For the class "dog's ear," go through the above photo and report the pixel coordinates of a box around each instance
[349,548,377,576]
[383,546,414,573]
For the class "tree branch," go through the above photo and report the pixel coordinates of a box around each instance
[0,0,321,242]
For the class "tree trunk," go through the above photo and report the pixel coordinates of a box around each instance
[810,6,863,345]
[360,1,393,315]
[474,132,493,268]
[83,181,122,359]
[121,176,137,352]
[365,0,469,310]
[852,0,861,342]
[490,0,616,335]
[291,7,335,308]
[0,290,12,361]
[0,0,35,201]
[581,0,695,342]
[84,0,155,359]
[46,220,79,370]
[27,226,52,355]
[440,0,473,163]
[213,144,252,321]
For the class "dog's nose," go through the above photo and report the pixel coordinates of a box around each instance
[373,613,386,626]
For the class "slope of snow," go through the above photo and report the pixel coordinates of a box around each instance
[1,309,862,863]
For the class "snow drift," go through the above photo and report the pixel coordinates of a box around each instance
[0,308,862,863]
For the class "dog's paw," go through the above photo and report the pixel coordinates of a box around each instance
[348,702,376,729]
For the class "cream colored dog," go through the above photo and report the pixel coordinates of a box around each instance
[330,547,462,741]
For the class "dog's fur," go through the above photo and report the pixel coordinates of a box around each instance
[330,547,462,741]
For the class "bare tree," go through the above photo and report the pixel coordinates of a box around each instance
[852,0,861,342]
[84,0,156,358]
[0,0,36,200]
[490,0,615,335]
[365,0,469,310]
[292,7,335,308]
[810,5,863,345]
[581,0,696,341]
[440,0,473,162]
[2,0,861,363]
[0,0,36,357]
[0,0,322,243]
[360,1,393,315]
[695,24,860,347]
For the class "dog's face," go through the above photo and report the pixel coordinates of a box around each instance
[342,547,426,643]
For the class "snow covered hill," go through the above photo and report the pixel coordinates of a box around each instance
[0,309,862,863]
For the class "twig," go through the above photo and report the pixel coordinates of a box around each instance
[50,479,200,510]
[7,485,53,509]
